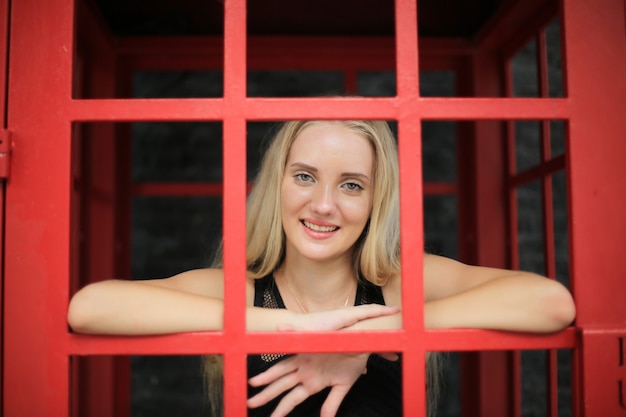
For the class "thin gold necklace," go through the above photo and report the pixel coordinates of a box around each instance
[284,278,353,313]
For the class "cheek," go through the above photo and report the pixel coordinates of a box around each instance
[280,195,291,221]
[281,185,304,212]
[280,181,293,209]
[342,199,372,223]
[280,186,310,225]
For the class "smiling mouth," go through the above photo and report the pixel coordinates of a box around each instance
[302,220,339,233]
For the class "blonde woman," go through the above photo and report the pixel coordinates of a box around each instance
[68,120,575,417]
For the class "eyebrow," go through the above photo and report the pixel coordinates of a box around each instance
[288,162,371,182]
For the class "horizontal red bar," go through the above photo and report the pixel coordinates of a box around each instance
[509,154,566,187]
[69,97,570,122]
[117,36,473,63]
[132,182,224,196]
[132,182,255,197]
[423,181,457,195]
[131,182,451,197]
[423,327,576,351]
[65,327,576,355]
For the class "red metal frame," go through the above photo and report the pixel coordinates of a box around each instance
[561,1,626,415]
[0,0,10,410]
[503,20,566,417]
[4,1,75,416]
[3,0,626,416]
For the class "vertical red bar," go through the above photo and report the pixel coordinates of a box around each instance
[504,62,520,273]
[72,3,133,414]
[561,0,626,415]
[395,0,420,98]
[457,49,517,417]
[503,60,523,417]
[0,0,7,119]
[344,69,358,95]
[0,0,10,408]
[397,119,426,416]
[536,32,556,280]
[4,0,75,415]
[222,0,248,415]
[395,0,426,415]
[536,29,560,417]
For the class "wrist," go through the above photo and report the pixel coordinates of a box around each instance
[345,312,402,331]
[246,307,299,332]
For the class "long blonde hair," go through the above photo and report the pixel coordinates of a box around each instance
[246,120,401,284]
[205,120,438,416]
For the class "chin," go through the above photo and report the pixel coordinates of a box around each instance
[300,246,352,263]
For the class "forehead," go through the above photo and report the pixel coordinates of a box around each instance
[287,123,374,165]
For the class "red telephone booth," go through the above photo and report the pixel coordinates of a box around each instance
[2,0,625,416]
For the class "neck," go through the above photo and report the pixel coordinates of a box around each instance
[277,256,357,313]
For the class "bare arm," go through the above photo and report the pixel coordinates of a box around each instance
[422,254,576,332]
[67,269,399,335]
[343,254,575,333]
[67,278,226,334]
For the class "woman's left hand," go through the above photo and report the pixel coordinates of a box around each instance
[247,351,399,417]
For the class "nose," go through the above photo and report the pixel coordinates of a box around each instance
[310,183,336,215]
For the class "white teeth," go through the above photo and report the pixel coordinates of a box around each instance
[303,220,338,232]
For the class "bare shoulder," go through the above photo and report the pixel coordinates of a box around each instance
[140,268,256,304]
[382,254,468,303]
[382,255,441,305]
[139,268,224,297]
[423,253,464,301]
[424,253,545,301]
[424,252,460,270]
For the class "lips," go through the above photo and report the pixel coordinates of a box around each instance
[302,220,339,233]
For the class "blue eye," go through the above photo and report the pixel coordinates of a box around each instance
[294,173,313,182]
[343,182,363,191]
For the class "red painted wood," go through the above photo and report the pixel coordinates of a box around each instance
[456,48,517,417]
[71,2,133,415]
[0,0,8,408]
[563,0,626,325]
[5,0,626,415]
[580,329,626,416]
[561,0,626,415]
[396,0,428,414]
[536,29,560,417]
[131,182,450,197]
[68,96,570,122]
[116,36,470,72]
[65,328,577,356]
[131,182,256,196]
[4,0,75,415]
[477,0,558,60]
[222,0,248,415]
[509,155,565,188]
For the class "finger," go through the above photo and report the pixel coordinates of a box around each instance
[270,384,314,417]
[343,304,400,324]
[249,357,298,387]
[333,304,392,330]
[247,371,300,408]
[354,303,400,317]
[320,385,351,417]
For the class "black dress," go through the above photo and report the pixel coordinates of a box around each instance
[247,275,402,417]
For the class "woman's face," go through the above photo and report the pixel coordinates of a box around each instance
[281,122,375,264]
